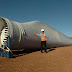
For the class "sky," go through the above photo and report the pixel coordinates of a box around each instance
[0,0,72,37]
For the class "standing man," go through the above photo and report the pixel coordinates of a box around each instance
[34,29,48,53]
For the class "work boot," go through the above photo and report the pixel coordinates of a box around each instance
[45,50,48,53]
[41,50,43,53]
[46,51,48,53]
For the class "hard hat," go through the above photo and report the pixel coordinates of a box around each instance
[41,29,44,31]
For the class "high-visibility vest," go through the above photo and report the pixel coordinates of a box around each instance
[40,33,46,41]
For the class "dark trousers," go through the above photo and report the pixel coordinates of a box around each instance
[41,41,47,52]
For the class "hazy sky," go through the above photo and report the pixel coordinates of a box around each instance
[0,0,72,37]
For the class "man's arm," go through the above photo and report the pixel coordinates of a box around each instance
[46,37,48,39]
[46,34,48,40]
[34,33,38,36]
[34,33,40,36]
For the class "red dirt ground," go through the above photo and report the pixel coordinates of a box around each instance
[0,46,72,72]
